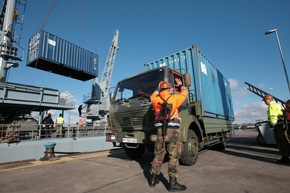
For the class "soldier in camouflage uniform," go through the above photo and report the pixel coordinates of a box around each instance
[149,78,188,191]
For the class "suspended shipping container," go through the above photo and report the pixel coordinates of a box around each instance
[144,45,234,120]
[26,30,98,81]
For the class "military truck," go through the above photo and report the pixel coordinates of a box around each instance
[106,45,234,166]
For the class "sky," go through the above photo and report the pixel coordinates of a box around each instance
[3,0,290,124]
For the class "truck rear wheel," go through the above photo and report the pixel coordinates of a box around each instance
[124,144,145,160]
[180,129,199,166]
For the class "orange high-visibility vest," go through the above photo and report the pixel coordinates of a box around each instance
[150,86,188,120]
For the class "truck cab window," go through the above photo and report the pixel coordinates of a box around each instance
[113,69,165,101]
[115,87,133,101]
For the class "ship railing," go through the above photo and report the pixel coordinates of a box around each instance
[0,123,107,143]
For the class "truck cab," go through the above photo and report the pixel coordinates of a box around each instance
[107,66,202,165]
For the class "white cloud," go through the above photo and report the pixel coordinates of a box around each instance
[228,79,249,98]
[232,87,249,98]
[60,91,77,106]
[234,101,267,124]
[228,79,239,89]
[229,79,268,124]
[29,91,80,124]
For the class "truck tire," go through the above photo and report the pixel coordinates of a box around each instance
[124,145,145,160]
[180,129,199,166]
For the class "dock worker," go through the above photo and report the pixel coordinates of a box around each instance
[282,100,290,157]
[263,95,290,163]
[149,78,188,191]
[42,113,54,138]
[55,114,65,138]
[78,105,83,117]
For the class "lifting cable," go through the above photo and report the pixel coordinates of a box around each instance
[33,0,58,35]
[75,0,99,70]
[76,0,98,53]
[76,0,85,51]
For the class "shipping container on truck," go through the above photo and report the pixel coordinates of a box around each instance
[107,45,234,166]
[26,30,98,81]
[145,45,235,131]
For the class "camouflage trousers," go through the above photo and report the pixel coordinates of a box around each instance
[274,124,290,156]
[151,127,182,178]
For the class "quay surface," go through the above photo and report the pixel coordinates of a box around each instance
[0,129,289,193]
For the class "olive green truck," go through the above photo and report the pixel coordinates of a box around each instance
[106,45,234,165]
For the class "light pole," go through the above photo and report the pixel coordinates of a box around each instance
[265,28,290,94]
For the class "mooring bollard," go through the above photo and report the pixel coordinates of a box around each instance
[40,142,57,161]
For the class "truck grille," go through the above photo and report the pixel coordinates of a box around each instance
[114,109,155,128]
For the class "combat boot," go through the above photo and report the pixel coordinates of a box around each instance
[149,173,159,187]
[168,177,186,192]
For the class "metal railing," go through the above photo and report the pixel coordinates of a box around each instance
[0,123,107,143]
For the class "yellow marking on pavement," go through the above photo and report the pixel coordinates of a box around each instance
[0,149,124,173]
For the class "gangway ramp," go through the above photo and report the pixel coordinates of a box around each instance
[0,81,74,116]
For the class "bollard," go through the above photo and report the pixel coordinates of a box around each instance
[40,142,57,161]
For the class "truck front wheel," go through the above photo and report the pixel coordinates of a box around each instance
[124,144,145,160]
[180,129,199,166]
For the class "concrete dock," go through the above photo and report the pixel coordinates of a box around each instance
[0,129,289,193]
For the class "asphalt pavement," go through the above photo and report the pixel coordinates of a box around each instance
[0,129,289,193]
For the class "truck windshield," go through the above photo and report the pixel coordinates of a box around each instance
[114,69,170,101]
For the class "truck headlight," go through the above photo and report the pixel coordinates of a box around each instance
[110,134,116,141]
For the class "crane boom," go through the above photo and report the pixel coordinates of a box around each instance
[100,29,119,98]
[84,30,119,121]
[98,29,119,113]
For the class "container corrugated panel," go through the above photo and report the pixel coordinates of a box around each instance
[144,45,234,120]
[26,30,98,81]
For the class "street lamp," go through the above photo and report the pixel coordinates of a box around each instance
[265,28,290,94]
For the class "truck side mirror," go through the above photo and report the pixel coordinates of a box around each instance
[109,92,114,103]
[184,73,191,87]
[109,87,116,103]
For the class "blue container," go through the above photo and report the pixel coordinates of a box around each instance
[26,30,98,81]
[144,45,234,120]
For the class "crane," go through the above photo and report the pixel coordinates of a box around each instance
[84,30,119,122]
[98,29,119,109]
[245,82,285,108]
[0,0,26,82]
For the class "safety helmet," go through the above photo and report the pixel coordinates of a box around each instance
[160,81,171,89]
[262,94,273,101]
